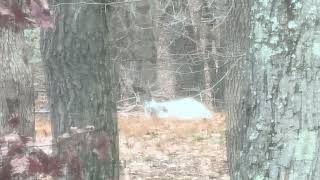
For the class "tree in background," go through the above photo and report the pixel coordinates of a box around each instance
[225,0,320,179]
[110,0,157,104]
[41,0,119,179]
[112,0,229,107]
[187,0,228,108]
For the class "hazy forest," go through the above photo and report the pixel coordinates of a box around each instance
[0,0,320,180]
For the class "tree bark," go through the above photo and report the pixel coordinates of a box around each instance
[149,0,177,99]
[0,29,34,137]
[222,1,250,179]
[226,0,320,179]
[152,0,200,98]
[111,0,157,103]
[41,1,119,179]
[187,0,214,107]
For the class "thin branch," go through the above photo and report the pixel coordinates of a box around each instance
[52,0,145,7]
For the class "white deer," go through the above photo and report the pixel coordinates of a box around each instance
[144,97,213,120]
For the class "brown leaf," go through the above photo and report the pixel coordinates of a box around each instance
[29,148,63,176]
[27,154,43,175]
[7,114,20,128]
[93,133,111,160]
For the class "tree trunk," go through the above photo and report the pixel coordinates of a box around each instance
[0,29,34,137]
[153,0,200,98]
[111,0,157,103]
[226,0,320,179]
[222,1,250,179]
[187,0,214,107]
[41,1,119,179]
[155,17,177,99]
[149,0,177,99]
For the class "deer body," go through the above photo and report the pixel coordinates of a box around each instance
[144,98,213,120]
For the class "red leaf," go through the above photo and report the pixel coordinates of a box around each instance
[29,149,50,170]
[7,114,20,128]
[10,2,32,26]
[55,146,82,179]
[29,0,54,29]
[28,152,45,175]
[93,133,110,160]
[0,0,53,30]
[67,156,82,179]
[47,156,63,177]
[29,149,63,176]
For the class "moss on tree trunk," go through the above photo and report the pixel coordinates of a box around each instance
[226,0,320,179]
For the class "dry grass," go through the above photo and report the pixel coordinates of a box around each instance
[34,111,229,180]
[118,112,229,180]
[118,112,226,139]
[35,113,52,139]
[35,112,226,144]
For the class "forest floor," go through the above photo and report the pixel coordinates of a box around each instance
[118,112,229,180]
[35,97,229,180]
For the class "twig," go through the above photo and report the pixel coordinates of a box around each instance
[52,0,145,7]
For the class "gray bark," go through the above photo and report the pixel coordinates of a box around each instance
[0,29,34,137]
[226,0,320,179]
[187,0,228,108]
[41,1,119,179]
[152,0,177,99]
[187,0,213,107]
[110,0,157,103]
[153,0,201,98]
[223,1,250,179]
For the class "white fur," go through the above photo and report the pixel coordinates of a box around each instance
[144,98,212,120]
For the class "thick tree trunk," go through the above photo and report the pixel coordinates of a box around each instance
[0,29,34,137]
[223,1,250,179]
[226,0,320,179]
[41,1,119,179]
